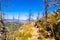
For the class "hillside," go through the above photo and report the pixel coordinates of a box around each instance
[8,9,60,40]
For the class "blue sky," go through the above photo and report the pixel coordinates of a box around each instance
[1,0,60,20]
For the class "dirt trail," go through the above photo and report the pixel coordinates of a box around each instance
[28,27,55,40]
[28,27,39,40]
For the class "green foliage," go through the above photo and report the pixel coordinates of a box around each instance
[5,22,23,34]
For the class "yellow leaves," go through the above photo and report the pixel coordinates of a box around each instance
[9,34,13,40]
[14,31,21,37]
[47,12,57,23]
[15,37,21,40]
[38,33,45,40]
[22,22,33,32]
[47,19,52,23]
[8,22,34,40]
[24,31,29,36]
[31,22,35,26]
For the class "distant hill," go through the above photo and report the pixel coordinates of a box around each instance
[4,19,28,22]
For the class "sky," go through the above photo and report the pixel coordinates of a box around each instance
[1,0,60,20]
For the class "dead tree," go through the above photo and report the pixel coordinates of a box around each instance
[18,14,20,26]
[44,0,48,22]
[28,9,33,23]
[11,16,15,34]
[52,0,60,6]
[37,10,40,20]
[0,11,7,40]
[0,0,9,40]
[0,0,8,40]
